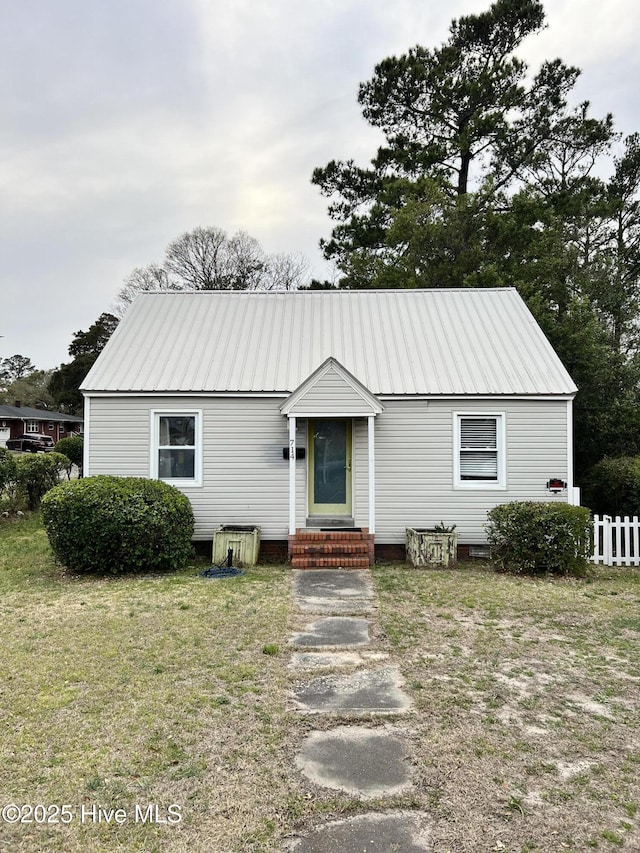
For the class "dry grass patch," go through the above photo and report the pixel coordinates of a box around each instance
[373,563,640,852]
[0,515,295,852]
[5,517,640,852]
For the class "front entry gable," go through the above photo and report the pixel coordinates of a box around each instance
[280,357,383,417]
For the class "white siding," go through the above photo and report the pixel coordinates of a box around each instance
[88,396,292,540]
[87,397,150,478]
[374,399,569,544]
[87,396,570,545]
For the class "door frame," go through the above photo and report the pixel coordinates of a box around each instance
[307,418,353,517]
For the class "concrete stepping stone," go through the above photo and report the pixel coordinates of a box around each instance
[286,811,431,852]
[289,651,389,671]
[291,667,411,715]
[294,569,374,600]
[296,595,375,615]
[289,617,370,648]
[296,725,412,798]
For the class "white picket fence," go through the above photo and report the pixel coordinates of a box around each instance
[592,514,640,566]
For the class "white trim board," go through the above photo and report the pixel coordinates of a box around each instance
[149,409,203,488]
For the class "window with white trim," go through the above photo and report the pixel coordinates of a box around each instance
[26,421,38,433]
[455,413,505,488]
[152,412,202,486]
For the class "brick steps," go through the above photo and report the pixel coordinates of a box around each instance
[290,529,374,570]
[291,556,371,569]
[295,531,366,541]
[290,542,370,557]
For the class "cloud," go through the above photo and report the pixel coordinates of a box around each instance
[1,0,639,370]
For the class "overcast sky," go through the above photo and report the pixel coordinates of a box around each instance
[2,0,640,372]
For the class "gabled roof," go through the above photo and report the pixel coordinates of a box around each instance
[0,405,83,423]
[81,289,577,397]
[280,357,384,416]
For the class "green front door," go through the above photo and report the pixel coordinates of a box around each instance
[308,419,352,516]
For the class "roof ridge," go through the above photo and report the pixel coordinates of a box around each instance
[137,287,517,296]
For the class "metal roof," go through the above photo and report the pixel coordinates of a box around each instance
[81,289,577,396]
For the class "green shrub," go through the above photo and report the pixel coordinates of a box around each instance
[13,452,71,510]
[486,501,593,576]
[580,456,640,517]
[41,476,194,574]
[0,448,17,494]
[54,435,84,475]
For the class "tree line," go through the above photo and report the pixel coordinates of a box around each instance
[114,226,309,316]
[312,0,640,478]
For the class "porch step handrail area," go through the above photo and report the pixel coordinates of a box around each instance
[593,514,640,567]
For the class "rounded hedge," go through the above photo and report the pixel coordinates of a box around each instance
[486,501,593,576]
[580,456,640,517]
[41,476,194,574]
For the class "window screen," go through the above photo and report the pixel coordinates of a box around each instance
[459,417,498,481]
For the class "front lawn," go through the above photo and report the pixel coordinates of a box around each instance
[374,566,640,851]
[2,516,640,852]
[0,515,293,852]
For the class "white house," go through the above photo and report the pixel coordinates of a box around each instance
[81,288,577,562]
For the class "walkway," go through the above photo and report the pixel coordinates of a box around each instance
[285,569,431,852]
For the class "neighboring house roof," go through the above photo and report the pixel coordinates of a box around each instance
[81,289,577,397]
[0,405,83,423]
